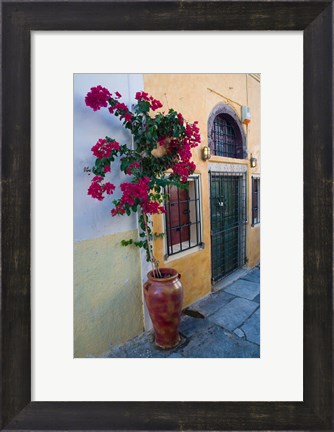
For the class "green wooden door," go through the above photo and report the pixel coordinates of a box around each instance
[210,172,246,282]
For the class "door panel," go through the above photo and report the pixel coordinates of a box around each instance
[210,172,246,282]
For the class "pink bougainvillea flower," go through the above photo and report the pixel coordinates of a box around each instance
[142,200,165,214]
[104,182,116,195]
[178,141,192,162]
[88,176,104,201]
[111,205,126,217]
[135,91,150,101]
[172,161,196,183]
[184,121,201,147]
[91,138,120,159]
[126,162,140,175]
[115,91,122,98]
[124,113,133,122]
[167,139,180,153]
[150,97,163,111]
[104,165,111,173]
[134,91,163,111]
[85,85,111,111]
[88,176,115,201]
[114,102,129,112]
[185,124,193,138]
[119,177,150,206]
[158,136,166,147]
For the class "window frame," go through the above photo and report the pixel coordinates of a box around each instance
[251,175,260,226]
[163,175,203,260]
[207,103,248,160]
[211,114,242,158]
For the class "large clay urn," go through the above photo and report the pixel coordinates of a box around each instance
[144,268,184,349]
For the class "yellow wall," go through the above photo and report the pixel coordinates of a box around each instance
[144,74,260,306]
[74,230,144,357]
[245,74,261,267]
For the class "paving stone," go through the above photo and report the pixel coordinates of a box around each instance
[106,346,128,358]
[241,309,260,345]
[179,315,211,338]
[107,331,187,358]
[224,279,260,301]
[241,268,260,284]
[107,268,261,358]
[179,325,259,358]
[234,328,245,338]
[167,352,184,358]
[212,269,249,291]
[186,290,235,317]
[208,297,259,331]
[107,331,154,358]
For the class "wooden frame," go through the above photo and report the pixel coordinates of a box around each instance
[1,1,332,430]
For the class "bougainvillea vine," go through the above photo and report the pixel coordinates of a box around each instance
[85,85,201,277]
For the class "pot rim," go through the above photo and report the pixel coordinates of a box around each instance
[147,267,179,282]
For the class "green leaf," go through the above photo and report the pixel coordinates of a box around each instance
[139,100,150,113]
[120,158,132,173]
[134,241,144,248]
[121,239,133,246]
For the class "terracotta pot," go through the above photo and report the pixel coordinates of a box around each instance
[144,268,184,349]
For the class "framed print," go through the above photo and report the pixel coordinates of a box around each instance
[1,1,333,430]
[33,34,302,403]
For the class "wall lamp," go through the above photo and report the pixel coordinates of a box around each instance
[202,146,212,161]
[250,154,257,168]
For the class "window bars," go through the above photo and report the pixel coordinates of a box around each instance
[211,114,242,158]
[165,177,202,257]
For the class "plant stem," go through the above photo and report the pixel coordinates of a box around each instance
[142,212,162,278]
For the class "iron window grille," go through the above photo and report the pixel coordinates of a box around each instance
[210,171,247,282]
[211,114,243,158]
[164,176,202,257]
[252,176,260,225]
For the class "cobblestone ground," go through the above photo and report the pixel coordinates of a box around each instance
[106,266,260,358]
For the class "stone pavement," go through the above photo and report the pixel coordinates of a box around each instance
[106,266,260,358]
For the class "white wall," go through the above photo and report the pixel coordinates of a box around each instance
[74,74,144,242]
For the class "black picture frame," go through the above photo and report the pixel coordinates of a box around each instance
[1,1,333,430]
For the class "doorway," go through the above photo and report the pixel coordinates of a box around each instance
[210,171,247,282]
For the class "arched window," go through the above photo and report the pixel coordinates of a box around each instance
[208,105,247,159]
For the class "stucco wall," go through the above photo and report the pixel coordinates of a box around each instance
[144,74,260,306]
[74,74,143,242]
[245,75,261,267]
[74,74,145,356]
[74,231,143,357]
